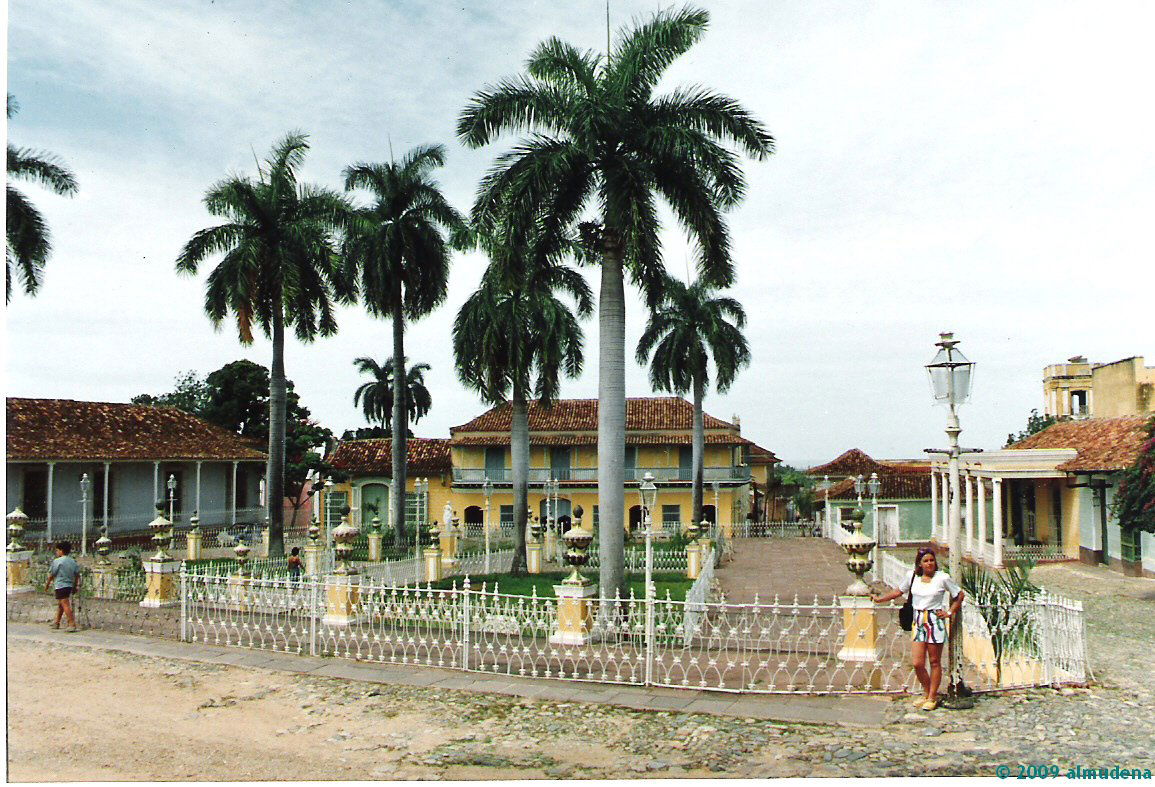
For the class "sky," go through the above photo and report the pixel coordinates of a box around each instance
[4,0,1153,468]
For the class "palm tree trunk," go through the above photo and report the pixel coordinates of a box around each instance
[266,298,287,559]
[692,377,705,527]
[390,286,407,547]
[510,393,529,575]
[597,243,626,602]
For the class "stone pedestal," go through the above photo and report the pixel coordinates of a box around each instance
[686,542,701,579]
[441,528,459,572]
[424,547,443,583]
[544,530,558,563]
[837,595,882,687]
[6,550,33,594]
[89,565,118,599]
[322,574,362,626]
[226,574,253,612]
[140,559,180,608]
[367,532,383,562]
[527,542,543,574]
[186,530,203,562]
[550,582,598,645]
[304,543,323,576]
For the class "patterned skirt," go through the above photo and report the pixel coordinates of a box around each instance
[913,609,948,644]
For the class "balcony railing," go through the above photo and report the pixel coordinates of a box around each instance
[452,465,751,484]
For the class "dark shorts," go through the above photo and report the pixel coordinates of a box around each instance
[54,587,74,600]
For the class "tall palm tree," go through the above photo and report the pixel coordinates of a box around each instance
[176,131,348,558]
[457,7,773,598]
[340,145,466,546]
[637,276,750,526]
[453,222,592,574]
[352,356,433,429]
[6,96,79,302]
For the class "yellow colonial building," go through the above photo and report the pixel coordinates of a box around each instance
[323,397,777,537]
[1043,355,1155,418]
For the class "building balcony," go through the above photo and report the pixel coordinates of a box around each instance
[452,465,752,485]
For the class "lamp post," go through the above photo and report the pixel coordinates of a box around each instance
[166,473,177,550]
[817,475,832,539]
[853,474,865,508]
[483,478,492,574]
[868,471,881,574]
[79,473,91,556]
[925,331,978,705]
[639,471,658,684]
[413,478,428,560]
[711,480,721,537]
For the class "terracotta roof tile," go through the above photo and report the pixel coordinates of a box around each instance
[807,448,925,478]
[451,432,760,447]
[1008,416,1148,472]
[451,397,735,434]
[329,438,452,476]
[822,474,931,501]
[6,398,266,462]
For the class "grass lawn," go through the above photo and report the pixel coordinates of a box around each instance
[427,571,695,601]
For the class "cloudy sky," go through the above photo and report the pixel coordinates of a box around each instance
[5,1,1152,467]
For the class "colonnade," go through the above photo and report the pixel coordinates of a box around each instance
[930,467,1004,567]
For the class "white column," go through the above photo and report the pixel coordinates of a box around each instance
[964,472,974,556]
[195,461,203,516]
[46,462,56,541]
[153,461,160,508]
[940,471,950,541]
[977,476,987,564]
[231,461,239,525]
[1088,389,1094,416]
[992,478,1004,567]
[930,465,939,541]
[103,462,111,529]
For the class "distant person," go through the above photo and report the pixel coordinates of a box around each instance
[45,540,81,632]
[287,546,303,580]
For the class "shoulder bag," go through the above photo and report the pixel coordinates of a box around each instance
[898,571,916,631]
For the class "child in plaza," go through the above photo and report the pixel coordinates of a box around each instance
[45,540,81,632]
[871,547,963,711]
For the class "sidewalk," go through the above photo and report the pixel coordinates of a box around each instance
[6,623,891,727]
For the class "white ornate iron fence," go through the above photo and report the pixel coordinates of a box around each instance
[730,521,823,538]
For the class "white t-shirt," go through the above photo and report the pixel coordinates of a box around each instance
[899,571,961,611]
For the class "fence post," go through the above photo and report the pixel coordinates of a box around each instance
[1038,592,1053,686]
[461,576,472,672]
[309,577,319,657]
[179,567,187,642]
[644,587,655,687]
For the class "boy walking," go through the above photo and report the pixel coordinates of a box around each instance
[45,540,81,632]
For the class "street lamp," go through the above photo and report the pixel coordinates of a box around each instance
[482,477,493,574]
[79,473,91,556]
[867,471,881,575]
[817,475,833,538]
[711,480,721,536]
[925,330,977,704]
[638,471,658,683]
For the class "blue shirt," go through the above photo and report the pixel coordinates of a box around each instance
[49,555,81,590]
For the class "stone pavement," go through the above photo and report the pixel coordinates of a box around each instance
[5,622,889,726]
[718,537,856,602]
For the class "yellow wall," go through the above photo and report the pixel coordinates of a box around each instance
[1061,484,1081,558]
[1092,357,1155,417]
[454,443,737,471]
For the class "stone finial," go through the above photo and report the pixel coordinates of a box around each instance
[6,507,28,551]
[234,539,252,577]
[840,508,876,595]
[331,506,359,575]
[148,505,174,562]
[562,509,594,587]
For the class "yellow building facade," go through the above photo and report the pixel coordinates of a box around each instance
[1043,355,1155,419]
[324,398,778,537]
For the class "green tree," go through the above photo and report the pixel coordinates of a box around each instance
[1113,415,1155,534]
[637,276,749,526]
[457,7,773,599]
[453,224,592,574]
[176,132,349,558]
[131,370,211,415]
[6,95,79,302]
[352,357,433,429]
[339,145,466,546]
[1005,409,1065,447]
[201,360,276,438]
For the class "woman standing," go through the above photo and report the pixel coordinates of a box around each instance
[872,547,963,710]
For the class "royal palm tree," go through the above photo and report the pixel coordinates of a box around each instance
[637,276,750,526]
[6,96,79,302]
[340,145,466,546]
[457,7,773,598]
[176,131,348,558]
[352,356,433,429]
[453,222,592,574]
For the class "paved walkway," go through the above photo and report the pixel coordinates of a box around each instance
[718,537,856,603]
[6,623,889,727]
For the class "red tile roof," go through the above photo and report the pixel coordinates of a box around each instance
[6,398,266,462]
[1008,416,1148,472]
[807,448,925,478]
[450,432,763,447]
[451,397,736,434]
[823,473,931,501]
[806,449,931,500]
[329,438,452,476]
